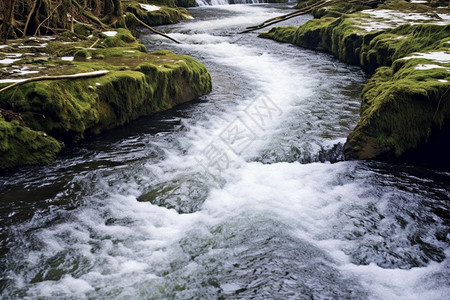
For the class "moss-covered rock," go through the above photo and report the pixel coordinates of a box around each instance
[73,23,93,36]
[261,0,450,166]
[0,50,212,146]
[124,1,192,27]
[102,28,140,47]
[0,116,62,169]
[0,0,207,170]
[344,58,450,164]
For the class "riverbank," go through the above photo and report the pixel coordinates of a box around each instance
[0,1,212,170]
[261,0,450,168]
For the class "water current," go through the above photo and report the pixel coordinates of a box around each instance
[0,3,449,299]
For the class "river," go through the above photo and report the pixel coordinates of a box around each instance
[1,3,449,299]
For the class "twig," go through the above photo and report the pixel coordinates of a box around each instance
[133,15,180,44]
[241,0,384,33]
[241,0,342,33]
[0,70,109,94]
[89,38,100,48]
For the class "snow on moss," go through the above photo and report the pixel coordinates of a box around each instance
[140,4,160,12]
[356,9,449,32]
[414,64,450,71]
[102,31,118,37]
[402,51,450,63]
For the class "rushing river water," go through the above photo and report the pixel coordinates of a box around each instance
[1,3,449,299]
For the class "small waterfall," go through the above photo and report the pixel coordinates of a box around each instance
[195,0,285,6]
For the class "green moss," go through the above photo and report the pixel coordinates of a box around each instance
[102,28,139,47]
[73,23,92,36]
[262,1,450,163]
[295,0,321,9]
[344,57,450,160]
[74,49,90,61]
[0,117,62,169]
[124,2,191,27]
[0,50,211,144]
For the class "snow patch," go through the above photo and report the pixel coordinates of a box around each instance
[436,13,450,21]
[61,56,74,61]
[402,51,450,63]
[102,31,118,37]
[356,9,448,32]
[0,58,20,64]
[414,64,450,71]
[12,66,39,75]
[0,78,27,84]
[0,45,8,49]
[5,53,23,58]
[18,43,48,48]
[140,4,160,12]
[29,36,55,41]
[438,79,448,83]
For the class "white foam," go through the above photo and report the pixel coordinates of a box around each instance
[340,261,450,300]
[3,4,448,299]
[61,56,74,61]
[28,275,94,297]
[438,79,448,82]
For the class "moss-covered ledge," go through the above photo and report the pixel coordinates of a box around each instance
[260,0,450,167]
[345,57,450,162]
[124,1,193,27]
[0,49,211,168]
[0,1,211,170]
[0,45,211,170]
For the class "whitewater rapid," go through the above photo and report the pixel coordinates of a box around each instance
[1,4,449,299]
